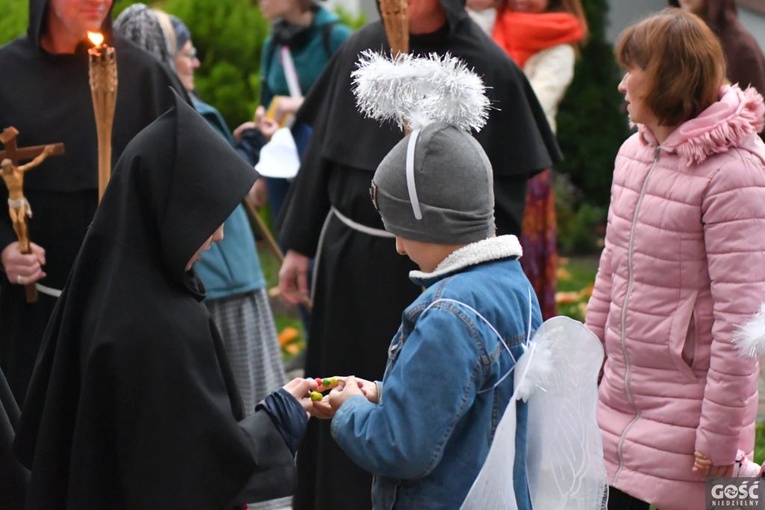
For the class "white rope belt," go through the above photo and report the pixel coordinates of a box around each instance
[330,207,394,238]
[35,283,62,298]
[310,207,395,303]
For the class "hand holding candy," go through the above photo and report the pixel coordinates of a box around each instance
[314,376,342,391]
[281,377,319,416]
[305,376,343,419]
[328,376,366,411]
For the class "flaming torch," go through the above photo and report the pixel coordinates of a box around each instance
[379,0,409,58]
[87,31,117,202]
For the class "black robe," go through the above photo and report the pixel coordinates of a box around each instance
[0,0,182,405]
[15,95,298,509]
[0,367,27,510]
[278,1,561,508]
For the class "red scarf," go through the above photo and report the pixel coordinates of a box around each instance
[493,11,584,68]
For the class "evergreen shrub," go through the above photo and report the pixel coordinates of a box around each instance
[555,0,630,254]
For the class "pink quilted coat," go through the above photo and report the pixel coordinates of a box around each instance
[586,85,765,510]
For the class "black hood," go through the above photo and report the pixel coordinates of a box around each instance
[375,0,469,37]
[28,0,114,49]
[438,0,469,35]
[90,92,257,294]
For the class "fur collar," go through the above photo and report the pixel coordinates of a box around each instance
[639,85,765,166]
[410,235,523,283]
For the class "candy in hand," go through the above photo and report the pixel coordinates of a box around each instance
[313,376,341,389]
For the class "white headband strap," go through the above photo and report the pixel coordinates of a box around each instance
[406,129,422,220]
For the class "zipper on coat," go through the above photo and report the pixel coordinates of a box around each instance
[613,146,661,484]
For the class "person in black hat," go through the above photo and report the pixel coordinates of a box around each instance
[0,0,183,409]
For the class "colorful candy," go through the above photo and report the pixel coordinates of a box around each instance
[322,377,339,387]
[310,391,323,401]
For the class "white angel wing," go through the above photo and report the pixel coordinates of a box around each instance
[461,316,607,510]
[525,316,608,510]
[461,397,521,510]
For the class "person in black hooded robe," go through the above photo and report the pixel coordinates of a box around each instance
[13,94,320,509]
[0,0,182,406]
[0,367,27,510]
[276,0,561,508]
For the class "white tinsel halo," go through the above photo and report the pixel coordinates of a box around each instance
[733,303,765,358]
[351,50,490,133]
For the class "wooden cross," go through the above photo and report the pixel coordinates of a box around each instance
[0,127,65,303]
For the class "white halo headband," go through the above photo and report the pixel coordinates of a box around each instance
[352,51,490,219]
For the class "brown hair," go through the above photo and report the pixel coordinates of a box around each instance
[615,8,725,126]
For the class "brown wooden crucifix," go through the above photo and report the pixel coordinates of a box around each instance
[0,126,65,303]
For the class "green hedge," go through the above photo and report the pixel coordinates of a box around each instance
[557,0,630,209]
[0,0,27,45]
[2,0,620,208]
[115,0,270,128]
[0,0,360,130]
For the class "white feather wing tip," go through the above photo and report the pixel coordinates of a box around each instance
[733,303,765,358]
[351,51,490,133]
[515,342,555,402]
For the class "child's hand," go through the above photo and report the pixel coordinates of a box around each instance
[692,451,733,477]
[328,376,366,411]
[354,377,379,404]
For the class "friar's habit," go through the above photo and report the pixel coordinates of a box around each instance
[277,0,561,508]
[1,367,27,510]
[14,95,301,509]
[0,0,181,405]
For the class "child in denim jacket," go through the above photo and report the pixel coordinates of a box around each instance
[322,121,542,509]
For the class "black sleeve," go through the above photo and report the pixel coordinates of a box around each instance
[0,367,27,510]
[255,388,308,456]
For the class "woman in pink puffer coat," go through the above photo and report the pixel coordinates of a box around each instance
[585,9,765,510]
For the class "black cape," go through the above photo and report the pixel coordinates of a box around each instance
[0,0,182,405]
[279,1,560,508]
[15,95,297,509]
[0,367,27,510]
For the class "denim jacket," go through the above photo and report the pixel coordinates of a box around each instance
[331,236,542,509]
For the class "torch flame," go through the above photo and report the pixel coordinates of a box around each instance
[87,31,104,46]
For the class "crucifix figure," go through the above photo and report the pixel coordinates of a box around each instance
[0,126,65,302]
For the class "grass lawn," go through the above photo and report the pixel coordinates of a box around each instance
[257,240,306,364]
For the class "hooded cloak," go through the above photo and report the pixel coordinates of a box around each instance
[0,0,182,405]
[0,367,27,510]
[14,95,298,509]
[295,0,559,179]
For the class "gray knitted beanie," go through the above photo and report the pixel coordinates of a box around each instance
[372,122,495,245]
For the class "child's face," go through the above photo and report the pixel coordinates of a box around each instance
[395,236,459,273]
[507,0,550,13]
[185,224,224,271]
